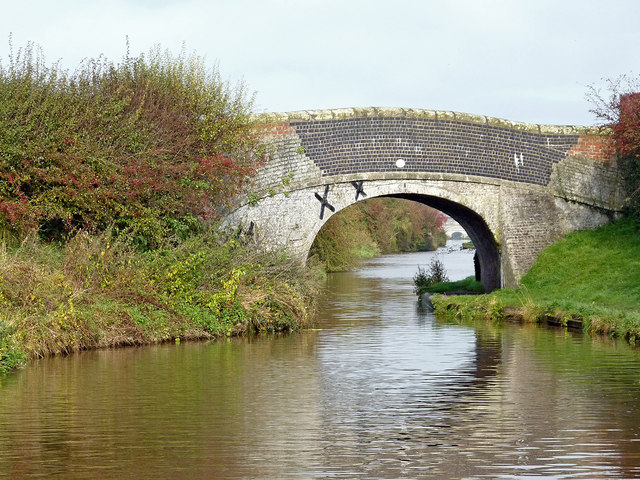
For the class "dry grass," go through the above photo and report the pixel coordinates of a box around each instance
[0,231,321,371]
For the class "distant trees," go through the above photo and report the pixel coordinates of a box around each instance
[309,198,447,271]
[588,75,640,222]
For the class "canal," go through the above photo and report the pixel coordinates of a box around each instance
[1,241,640,479]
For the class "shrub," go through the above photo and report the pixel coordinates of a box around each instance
[0,39,263,246]
[587,75,640,221]
[413,256,449,294]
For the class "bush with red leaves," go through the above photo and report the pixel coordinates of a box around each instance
[0,41,262,247]
[588,75,640,221]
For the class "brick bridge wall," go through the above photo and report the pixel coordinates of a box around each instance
[223,108,625,290]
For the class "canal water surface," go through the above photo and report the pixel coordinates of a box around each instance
[1,241,640,479]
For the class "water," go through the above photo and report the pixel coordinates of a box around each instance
[1,241,640,479]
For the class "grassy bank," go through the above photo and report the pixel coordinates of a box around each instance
[432,218,640,344]
[417,275,484,295]
[0,231,321,373]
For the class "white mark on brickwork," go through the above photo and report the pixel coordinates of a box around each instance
[514,152,524,171]
[546,137,569,156]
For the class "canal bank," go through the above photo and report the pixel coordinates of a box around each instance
[430,217,640,346]
[0,231,322,373]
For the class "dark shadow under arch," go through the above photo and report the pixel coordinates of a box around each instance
[390,194,501,292]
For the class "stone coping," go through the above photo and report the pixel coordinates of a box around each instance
[254,107,604,136]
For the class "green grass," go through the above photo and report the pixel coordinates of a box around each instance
[515,218,640,309]
[417,275,484,294]
[493,217,640,315]
[433,218,640,343]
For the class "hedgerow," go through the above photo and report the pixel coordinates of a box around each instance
[0,39,262,247]
[0,40,325,373]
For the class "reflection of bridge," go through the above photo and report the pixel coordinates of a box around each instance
[224,108,625,291]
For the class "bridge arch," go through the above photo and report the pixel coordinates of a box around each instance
[223,108,624,289]
[301,181,502,291]
[391,194,500,291]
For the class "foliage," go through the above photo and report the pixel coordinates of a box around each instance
[0,39,323,373]
[0,319,26,372]
[413,256,449,293]
[308,202,379,272]
[360,198,446,253]
[309,197,446,272]
[0,39,262,246]
[0,229,321,371]
[587,75,640,221]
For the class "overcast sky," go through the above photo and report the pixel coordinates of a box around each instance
[2,0,639,125]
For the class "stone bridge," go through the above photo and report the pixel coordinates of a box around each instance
[223,108,625,291]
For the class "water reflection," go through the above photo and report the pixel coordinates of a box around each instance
[1,243,640,478]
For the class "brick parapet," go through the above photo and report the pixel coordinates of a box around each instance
[566,134,613,160]
[253,109,612,195]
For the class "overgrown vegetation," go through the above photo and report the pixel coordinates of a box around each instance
[0,231,320,373]
[309,197,447,271]
[0,38,261,247]
[433,218,640,344]
[587,74,640,222]
[413,256,448,293]
[0,40,319,372]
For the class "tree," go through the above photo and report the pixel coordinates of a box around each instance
[587,75,640,222]
[309,198,447,271]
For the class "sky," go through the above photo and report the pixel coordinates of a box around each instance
[2,0,640,126]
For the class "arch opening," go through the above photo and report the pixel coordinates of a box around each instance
[391,194,501,292]
[307,196,448,273]
[304,191,500,293]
